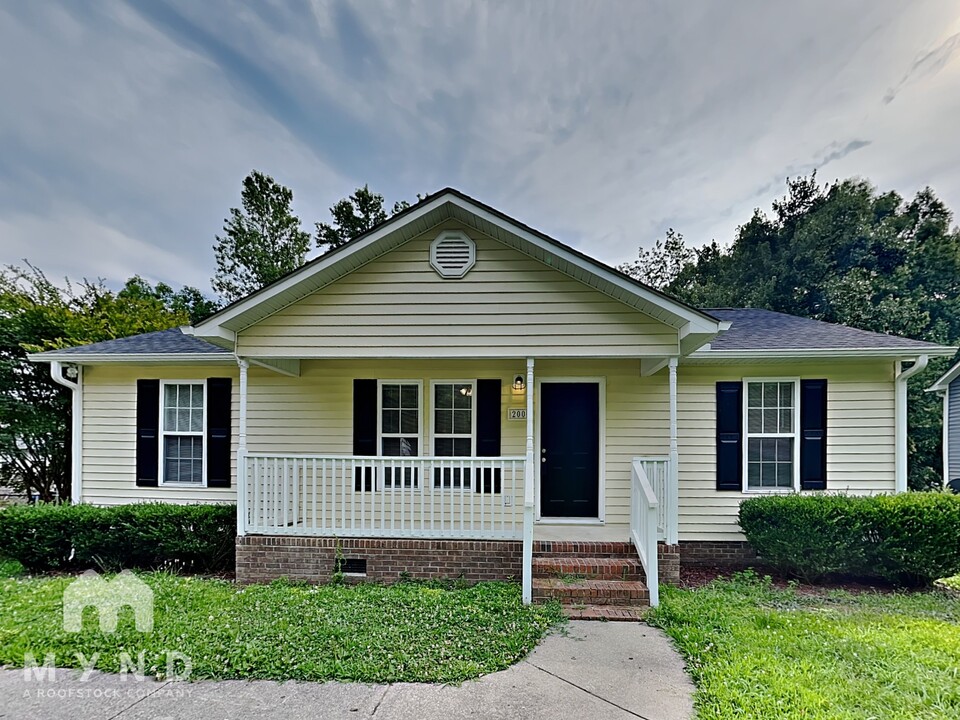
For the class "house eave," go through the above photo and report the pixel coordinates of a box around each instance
[190,189,723,348]
[26,353,236,365]
[686,346,957,363]
[927,359,960,393]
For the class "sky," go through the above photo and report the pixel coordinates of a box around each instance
[1,0,959,296]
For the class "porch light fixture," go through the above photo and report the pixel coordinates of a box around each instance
[459,386,473,397]
[513,375,526,392]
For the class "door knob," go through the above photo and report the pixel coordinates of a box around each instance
[541,457,546,463]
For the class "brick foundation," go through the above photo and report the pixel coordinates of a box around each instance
[657,543,681,585]
[235,536,522,585]
[678,540,758,569]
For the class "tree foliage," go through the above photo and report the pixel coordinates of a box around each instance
[0,266,191,501]
[622,174,960,489]
[315,185,417,253]
[212,170,312,304]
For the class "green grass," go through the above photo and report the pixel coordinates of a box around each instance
[649,572,960,719]
[0,571,562,683]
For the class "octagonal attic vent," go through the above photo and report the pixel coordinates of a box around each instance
[430,231,476,278]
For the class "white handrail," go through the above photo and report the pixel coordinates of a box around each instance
[630,458,660,607]
[244,454,525,541]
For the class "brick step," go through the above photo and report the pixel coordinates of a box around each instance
[532,578,650,606]
[562,604,647,622]
[533,541,636,558]
[532,556,645,582]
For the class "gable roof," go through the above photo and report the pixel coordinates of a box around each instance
[189,187,723,352]
[693,309,954,358]
[927,360,960,392]
[28,328,231,364]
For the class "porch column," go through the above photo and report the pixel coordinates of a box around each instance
[522,357,535,604]
[236,358,249,536]
[668,357,679,545]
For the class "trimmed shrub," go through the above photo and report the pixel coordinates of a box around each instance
[739,493,960,586]
[0,503,236,573]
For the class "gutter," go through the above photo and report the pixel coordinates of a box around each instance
[688,347,957,361]
[49,361,82,504]
[895,355,929,493]
[26,353,233,364]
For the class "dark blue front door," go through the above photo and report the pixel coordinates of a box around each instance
[540,382,600,518]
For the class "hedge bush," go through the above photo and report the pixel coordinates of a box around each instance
[0,503,236,573]
[739,493,960,586]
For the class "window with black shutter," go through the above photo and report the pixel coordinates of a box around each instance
[718,378,828,492]
[136,377,232,488]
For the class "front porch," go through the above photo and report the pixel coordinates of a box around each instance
[233,357,680,606]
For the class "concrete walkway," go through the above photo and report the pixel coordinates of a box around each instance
[0,622,694,720]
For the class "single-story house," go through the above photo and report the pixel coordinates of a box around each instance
[30,188,955,611]
[927,362,960,490]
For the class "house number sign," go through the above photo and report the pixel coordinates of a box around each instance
[507,408,527,420]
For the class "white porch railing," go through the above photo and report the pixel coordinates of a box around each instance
[243,454,526,540]
[635,456,673,541]
[630,458,660,607]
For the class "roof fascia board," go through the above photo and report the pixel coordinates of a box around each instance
[194,190,722,338]
[26,353,235,364]
[688,347,957,361]
[927,360,960,392]
[193,196,452,334]
[445,195,720,332]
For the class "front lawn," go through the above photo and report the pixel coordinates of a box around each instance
[0,569,561,683]
[651,573,960,719]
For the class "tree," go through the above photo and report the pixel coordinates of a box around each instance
[0,265,189,501]
[118,277,220,324]
[212,171,312,304]
[623,174,960,489]
[315,186,421,253]
[617,228,694,289]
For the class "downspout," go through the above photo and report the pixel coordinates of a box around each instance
[895,355,928,493]
[49,361,82,504]
[942,389,950,488]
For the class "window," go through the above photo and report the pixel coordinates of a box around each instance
[433,381,475,488]
[379,382,421,488]
[745,380,798,491]
[161,382,205,484]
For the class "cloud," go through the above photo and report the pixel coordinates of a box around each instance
[1,0,959,290]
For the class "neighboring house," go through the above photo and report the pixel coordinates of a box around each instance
[30,189,955,611]
[926,362,960,490]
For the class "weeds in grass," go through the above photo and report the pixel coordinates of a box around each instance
[650,573,960,719]
[0,573,562,683]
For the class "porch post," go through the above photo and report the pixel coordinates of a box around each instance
[522,357,535,604]
[668,357,679,545]
[237,358,249,537]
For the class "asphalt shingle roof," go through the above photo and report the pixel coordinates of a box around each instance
[706,308,944,352]
[33,328,229,356]
[31,309,944,358]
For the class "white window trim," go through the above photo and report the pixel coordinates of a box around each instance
[429,379,479,491]
[741,377,800,493]
[376,380,423,489]
[158,379,207,487]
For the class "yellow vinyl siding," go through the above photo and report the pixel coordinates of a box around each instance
[237,221,679,359]
[676,361,896,541]
[81,364,238,505]
[244,359,668,528]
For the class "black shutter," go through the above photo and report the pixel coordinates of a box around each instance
[353,379,377,490]
[800,379,828,490]
[206,378,232,488]
[475,379,502,493]
[136,380,160,487]
[716,382,743,491]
